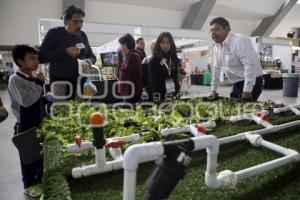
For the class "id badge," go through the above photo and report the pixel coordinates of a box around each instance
[165,79,175,94]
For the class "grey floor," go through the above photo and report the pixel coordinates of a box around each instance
[1,84,300,200]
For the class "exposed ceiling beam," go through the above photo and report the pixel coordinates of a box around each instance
[251,0,298,37]
[181,0,216,30]
[40,18,209,40]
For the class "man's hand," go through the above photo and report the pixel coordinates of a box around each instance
[66,46,81,58]
[36,72,46,82]
[241,92,252,101]
[208,91,218,100]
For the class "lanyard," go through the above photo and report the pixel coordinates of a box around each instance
[162,56,172,77]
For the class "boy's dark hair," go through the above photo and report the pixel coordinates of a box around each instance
[119,33,136,50]
[210,17,230,29]
[12,45,37,67]
[136,37,144,44]
[62,5,85,22]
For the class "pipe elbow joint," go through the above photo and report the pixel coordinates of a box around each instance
[205,172,223,189]
[245,133,263,147]
[217,170,237,188]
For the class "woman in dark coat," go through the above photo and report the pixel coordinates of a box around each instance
[118,33,143,103]
[148,32,180,101]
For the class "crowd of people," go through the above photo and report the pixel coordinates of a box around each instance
[3,4,264,198]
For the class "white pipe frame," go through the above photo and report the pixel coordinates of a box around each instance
[122,109,300,199]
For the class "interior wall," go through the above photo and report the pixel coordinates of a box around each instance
[0,0,62,46]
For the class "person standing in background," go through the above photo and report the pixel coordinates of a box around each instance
[148,32,180,101]
[141,40,156,101]
[135,37,147,61]
[118,33,143,103]
[38,5,96,100]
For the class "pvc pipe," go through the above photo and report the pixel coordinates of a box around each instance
[219,120,300,145]
[66,142,93,153]
[230,113,273,128]
[219,134,245,145]
[251,114,274,128]
[260,140,299,157]
[66,134,140,153]
[95,148,106,167]
[72,159,123,179]
[161,126,189,137]
[229,114,252,123]
[190,126,205,137]
[111,134,140,143]
[245,133,263,147]
[274,107,289,114]
[290,106,300,115]
[274,105,300,115]
[123,142,164,200]
[161,121,216,137]
[235,155,296,181]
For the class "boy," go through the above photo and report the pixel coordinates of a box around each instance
[9,45,45,197]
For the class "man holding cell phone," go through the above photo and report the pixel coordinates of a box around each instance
[38,5,96,100]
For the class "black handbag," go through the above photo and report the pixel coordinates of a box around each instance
[12,127,43,165]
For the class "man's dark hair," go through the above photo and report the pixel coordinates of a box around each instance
[136,37,144,44]
[62,5,85,21]
[119,33,136,50]
[210,17,230,29]
[12,45,37,67]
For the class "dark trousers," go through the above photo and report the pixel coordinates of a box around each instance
[230,76,263,101]
[14,123,43,188]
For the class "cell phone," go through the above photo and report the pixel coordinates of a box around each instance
[76,43,85,49]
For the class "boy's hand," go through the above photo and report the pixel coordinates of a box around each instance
[66,46,81,58]
[37,72,46,82]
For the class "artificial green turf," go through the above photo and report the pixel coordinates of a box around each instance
[55,114,300,200]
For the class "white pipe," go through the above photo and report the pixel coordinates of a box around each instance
[219,134,245,145]
[229,114,252,123]
[123,142,164,200]
[235,155,296,181]
[110,134,140,143]
[260,140,299,157]
[161,121,216,137]
[290,106,300,115]
[66,134,141,153]
[72,160,123,179]
[161,126,190,137]
[95,148,106,167]
[274,105,300,115]
[273,106,291,114]
[66,142,93,153]
[219,120,300,145]
[230,113,273,128]
[250,114,273,128]
[245,133,263,147]
[190,126,205,137]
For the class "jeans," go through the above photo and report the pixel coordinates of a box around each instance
[230,76,263,101]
